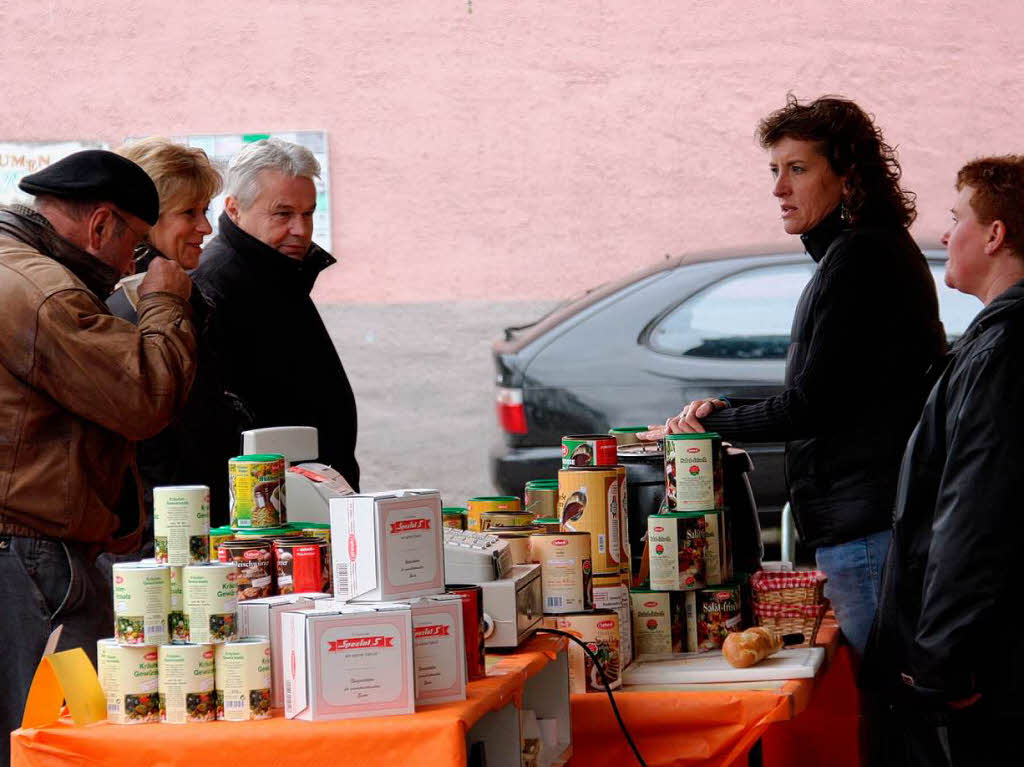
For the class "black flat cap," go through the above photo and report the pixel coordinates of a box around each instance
[19,149,160,225]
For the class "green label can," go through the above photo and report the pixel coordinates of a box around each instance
[561,434,618,468]
[228,454,285,529]
[524,479,559,518]
[183,563,238,643]
[158,643,216,723]
[665,433,721,512]
[168,565,188,642]
[97,639,159,724]
[685,584,743,652]
[112,563,170,645]
[215,637,271,721]
[153,485,211,566]
[647,513,710,591]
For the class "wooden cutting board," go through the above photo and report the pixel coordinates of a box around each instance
[622,647,825,685]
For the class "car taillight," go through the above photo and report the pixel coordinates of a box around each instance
[495,387,527,435]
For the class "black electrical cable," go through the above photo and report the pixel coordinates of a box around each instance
[536,628,647,767]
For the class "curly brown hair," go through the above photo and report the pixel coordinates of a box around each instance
[757,94,916,228]
[956,156,1024,256]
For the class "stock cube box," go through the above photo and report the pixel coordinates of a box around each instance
[410,595,467,706]
[282,604,415,721]
[329,490,445,602]
[237,593,330,708]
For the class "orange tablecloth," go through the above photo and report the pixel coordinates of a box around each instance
[567,621,859,767]
[11,635,567,767]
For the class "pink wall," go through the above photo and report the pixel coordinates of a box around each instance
[2,2,1022,303]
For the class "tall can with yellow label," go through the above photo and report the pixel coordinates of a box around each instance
[228,454,286,529]
[530,531,593,614]
[466,496,521,532]
[557,467,621,575]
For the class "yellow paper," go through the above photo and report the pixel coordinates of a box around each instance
[21,648,106,728]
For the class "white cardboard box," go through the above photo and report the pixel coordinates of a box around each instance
[237,593,330,708]
[409,595,467,706]
[330,490,445,602]
[282,604,415,721]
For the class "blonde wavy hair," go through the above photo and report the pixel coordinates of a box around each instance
[116,137,222,215]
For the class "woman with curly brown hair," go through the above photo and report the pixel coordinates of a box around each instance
[649,95,947,662]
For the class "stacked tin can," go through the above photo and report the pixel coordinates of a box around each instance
[634,431,743,654]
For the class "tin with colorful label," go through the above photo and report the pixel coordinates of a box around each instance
[608,427,648,447]
[685,584,744,652]
[532,517,561,533]
[158,643,216,724]
[616,465,630,566]
[218,539,274,601]
[153,485,211,566]
[215,637,272,721]
[530,531,593,614]
[558,467,621,574]
[479,510,535,531]
[630,591,686,657]
[561,434,618,468]
[466,496,521,531]
[549,610,621,693]
[97,639,160,724]
[593,574,633,669]
[228,454,286,529]
[112,563,170,646]
[273,537,331,594]
[442,507,468,529]
[664,432,721,513]
[183,563,238,643]
[168,565,188,642]
[647,513,710,591]
[524,479,559,518]
[209,526,235,562]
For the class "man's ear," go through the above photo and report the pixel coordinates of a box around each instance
[85,207,114,252]
[224,196,241,223]
[985,220,1007,256]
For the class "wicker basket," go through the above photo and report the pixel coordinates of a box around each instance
[749,570,828,647]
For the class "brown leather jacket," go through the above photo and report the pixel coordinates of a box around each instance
[0,206,198,552]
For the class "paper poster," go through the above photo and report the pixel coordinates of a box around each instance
[0,141,106,206]
[125,131,332,251]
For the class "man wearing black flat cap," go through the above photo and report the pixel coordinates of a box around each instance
[0,150,197,764]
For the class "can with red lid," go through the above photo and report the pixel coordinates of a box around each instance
[447,584,486,681]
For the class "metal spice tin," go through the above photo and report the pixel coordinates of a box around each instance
[228,454,286,529]
[112,563,170,646]
[532,517,561,533]
[557,466,622,574]
[664,432,722,513]
[685,584,743,652]
[530,531,593,614]
[442,507,468,530]
[608,427,648,446]
[561,434,618,468]
[647,513,710,591]
[183,563,238,643]
[215,637,272,721]
[209,526,234,562]
[479,510,535,531]
[153,485,211,566]
[97,639,159,724]
[630,591,686,657]
[466,496,521,531]
[218,539,274,601]
[158,643,215,723]
[549,610,621,693]
[168,566,187,643]
[489,527,536,564]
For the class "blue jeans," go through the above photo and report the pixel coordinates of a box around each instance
[815,529,891,659]
[0,536,112,767]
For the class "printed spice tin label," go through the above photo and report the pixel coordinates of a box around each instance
[647,515,709,591]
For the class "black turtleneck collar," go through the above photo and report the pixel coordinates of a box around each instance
[216,212,336,294]
[0,204,121,299]
[799,205,847,263]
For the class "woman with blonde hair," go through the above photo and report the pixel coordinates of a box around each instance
[108,138,248,527]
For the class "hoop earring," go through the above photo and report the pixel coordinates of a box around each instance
[840,200,850,224]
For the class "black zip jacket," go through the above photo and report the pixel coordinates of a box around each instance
[703,208,946,547]
[865,279,1024,710]
[191,214,360,492]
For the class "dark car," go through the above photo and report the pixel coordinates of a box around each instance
[490,246,980,522]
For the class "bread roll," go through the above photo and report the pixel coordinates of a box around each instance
[722,627,783,668]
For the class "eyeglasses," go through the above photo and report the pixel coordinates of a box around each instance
[107,208,149,250]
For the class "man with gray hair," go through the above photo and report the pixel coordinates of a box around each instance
[192,138,360,490]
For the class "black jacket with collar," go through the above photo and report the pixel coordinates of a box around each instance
[702,208,946,548]
[865,279,1024,711]
[191,213,360,492]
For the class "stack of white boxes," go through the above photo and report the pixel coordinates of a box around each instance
[281,490,467,721]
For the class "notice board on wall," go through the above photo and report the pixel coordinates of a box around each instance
[126,131,332,251]
[0,141,106,205]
